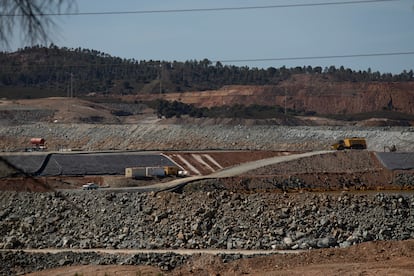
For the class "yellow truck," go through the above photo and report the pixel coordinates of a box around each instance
[331,138,367,150]
[164,166,180,176]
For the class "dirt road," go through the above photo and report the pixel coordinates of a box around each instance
[1,248,301,256]
[209,150,333,177]
[97,150,333,193]
[16,240,414,276]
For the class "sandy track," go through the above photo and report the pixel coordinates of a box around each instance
[1,248,301,256]
[94,150,333,193]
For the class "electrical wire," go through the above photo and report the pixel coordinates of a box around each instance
[0,0,400,16]
[218,51,414,64]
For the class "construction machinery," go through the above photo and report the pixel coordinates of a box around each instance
[331,137,367,150]
[384,145,397,152]
[125,166,185,179]
[29,138,47,151]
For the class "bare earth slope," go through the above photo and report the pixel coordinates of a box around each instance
[130,75,414,115]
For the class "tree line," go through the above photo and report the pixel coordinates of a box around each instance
[0,45,413,98]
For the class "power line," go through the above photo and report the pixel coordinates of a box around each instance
[0,0,399,16]
[218,51,414,64]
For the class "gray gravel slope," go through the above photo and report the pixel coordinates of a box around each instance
[1,191,413,252]
[1,123,414,152]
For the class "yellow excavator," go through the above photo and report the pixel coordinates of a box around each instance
[331,137,367,150]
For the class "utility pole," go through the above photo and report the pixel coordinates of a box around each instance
[284,88,287,115]
[159,63,162,95]
[70,72,73,98]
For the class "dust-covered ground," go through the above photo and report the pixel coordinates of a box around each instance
[1,122,414,152]
[1,98,414,275]
[17,239,414,275]
[1,98,414,152]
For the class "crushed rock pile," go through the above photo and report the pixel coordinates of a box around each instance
[0,123,414,152]
[1,191,413,252]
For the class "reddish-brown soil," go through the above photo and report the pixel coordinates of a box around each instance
[164,151,294,175]
[0,177,51,192]
[173,239,414,275]
[3,79,414,127]
[0,175,104,192]
[25,239,414,276]
[1,150,413,192]
[129,75,414,116]
[234,150,410,192]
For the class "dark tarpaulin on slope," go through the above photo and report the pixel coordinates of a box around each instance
[375,152,414,170]
[1,153,176,176]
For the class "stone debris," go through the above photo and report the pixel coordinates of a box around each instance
[1,123,414,152]
[0,191,413,252]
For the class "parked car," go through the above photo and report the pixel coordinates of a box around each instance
[82,182,99,190]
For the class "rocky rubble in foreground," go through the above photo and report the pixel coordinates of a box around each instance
[1,250,264,275]
[0,250,257,275]
[1,191,413,252]
[0,251,189,275]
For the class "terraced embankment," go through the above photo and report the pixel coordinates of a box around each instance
[1,118,414,275]
[1,123,414,152]
[1,152,175,176]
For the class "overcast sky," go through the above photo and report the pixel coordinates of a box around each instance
[8,0,414,74]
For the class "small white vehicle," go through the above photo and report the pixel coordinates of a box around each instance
[82,182,99,190]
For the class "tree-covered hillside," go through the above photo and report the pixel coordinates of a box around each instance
[0,45,413,99]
